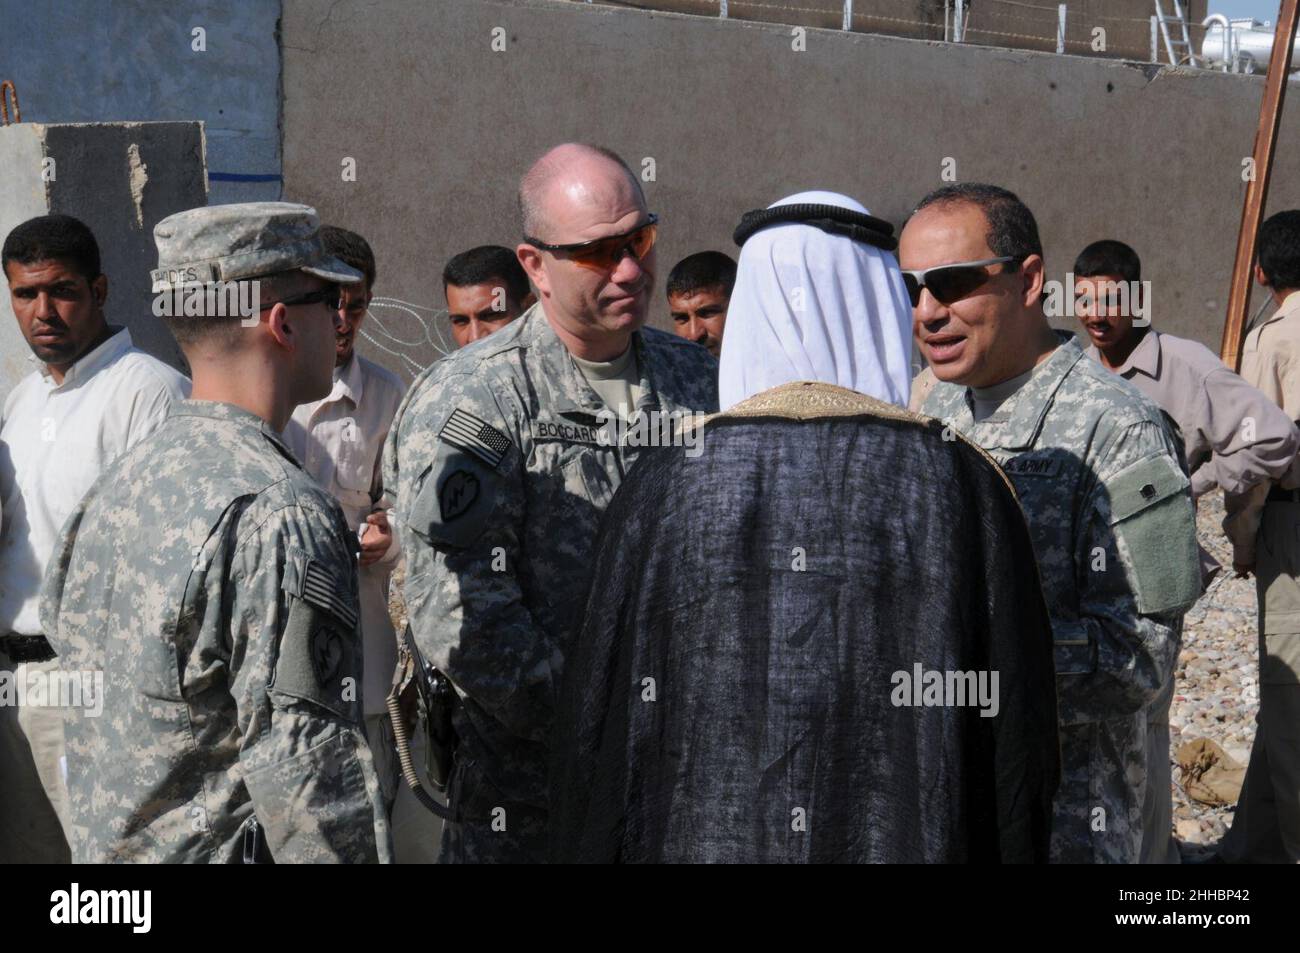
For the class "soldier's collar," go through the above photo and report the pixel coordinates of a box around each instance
[533,306,654,417]
[170,399,301,463]
[972,331,1082,451]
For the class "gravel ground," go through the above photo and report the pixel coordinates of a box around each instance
[1172,491,1257,860]
[387,491,1260,860]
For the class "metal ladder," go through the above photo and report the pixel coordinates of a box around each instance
[1154,0,1201,67]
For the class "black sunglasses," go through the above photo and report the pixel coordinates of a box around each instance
[260,285,342,312]
[901,256,1019,307]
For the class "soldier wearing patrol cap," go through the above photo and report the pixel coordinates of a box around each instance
[905,184,1201,864]
[385,143,718,863]
[40,202,393,863]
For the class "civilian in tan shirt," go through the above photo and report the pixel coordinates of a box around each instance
[1074,239,1300,865]
[1220,211,1300,864]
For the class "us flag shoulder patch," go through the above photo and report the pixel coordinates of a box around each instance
[439,407,511,469]
[302,559,358,633]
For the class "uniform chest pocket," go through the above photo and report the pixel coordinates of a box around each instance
[556,445,616,512]
[522,443,616,553]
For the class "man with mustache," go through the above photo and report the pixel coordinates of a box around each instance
[385,142,718,862]
[1073,238,1299,864]
[666,250,735,358]
[906,184,1200,863]
[0,214,189,863]
[442,245,535,349]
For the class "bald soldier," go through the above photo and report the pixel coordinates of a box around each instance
[385,143,718,863]
[906,184,1201,864]
[41,203,392,863]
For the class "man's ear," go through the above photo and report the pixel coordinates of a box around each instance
[1255,262,1270,287]
[91,274,108,308]
[266,302,293,349]
[517,244,549,298]
[1020,254,1045,308]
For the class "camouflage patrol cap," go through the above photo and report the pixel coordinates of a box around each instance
[150,202,363,293]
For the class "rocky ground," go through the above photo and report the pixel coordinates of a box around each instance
[1172,491,1257,860]
[388,492,1260,861]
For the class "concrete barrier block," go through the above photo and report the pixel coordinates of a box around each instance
[0,121,207,403]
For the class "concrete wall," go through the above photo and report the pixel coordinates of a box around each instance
[0,123,208,402]
[279,0,1300,380]
[0,0,281,205]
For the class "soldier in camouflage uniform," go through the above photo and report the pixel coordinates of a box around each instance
[385,143,717,863]
[902,185,1200,863]
[40,203,392,863]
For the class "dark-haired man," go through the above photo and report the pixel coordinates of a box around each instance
[442,245,534,349]
[906,184,1200,864]
[0,214,189,863]
[1219,209,1300,864]
[667,251,735,358]
[1073,238,1299,864]
[41,203,391,862]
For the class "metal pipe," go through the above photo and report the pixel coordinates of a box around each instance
[1202,14,1234,71]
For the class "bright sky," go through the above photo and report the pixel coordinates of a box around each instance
[1207,1,1283,24]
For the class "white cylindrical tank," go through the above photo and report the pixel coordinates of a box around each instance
[1202,15,1299,73]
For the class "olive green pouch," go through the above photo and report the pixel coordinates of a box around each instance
[1107,455,1200,616]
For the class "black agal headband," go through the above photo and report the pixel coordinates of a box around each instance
[733,203,898,252]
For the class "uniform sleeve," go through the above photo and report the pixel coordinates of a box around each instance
[1053,420,1200,723]
[386,371,560,743]
[226,503,393,863]
[1189,368,1300,498]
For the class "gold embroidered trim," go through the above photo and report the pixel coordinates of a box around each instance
[690,381,1019,500]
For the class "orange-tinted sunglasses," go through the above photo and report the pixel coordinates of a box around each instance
[524,214,658,271]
